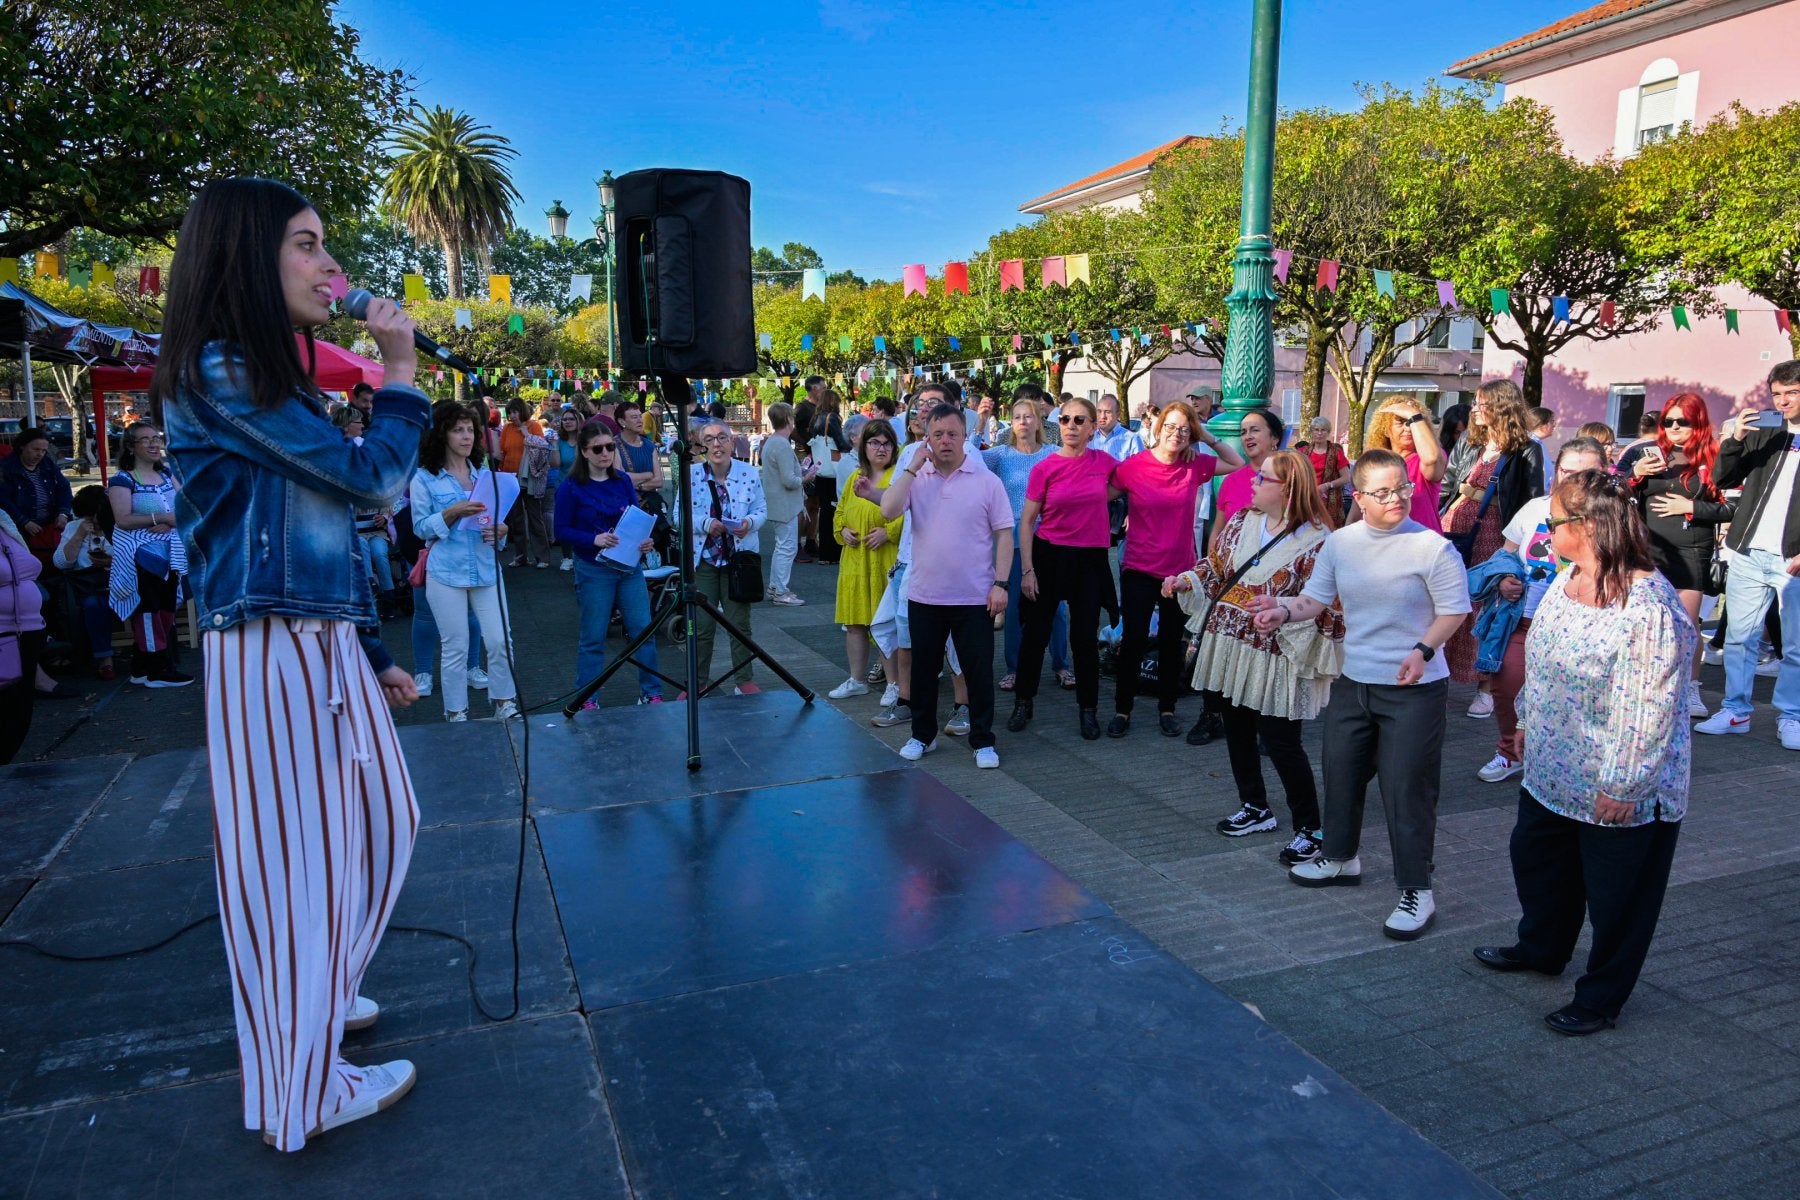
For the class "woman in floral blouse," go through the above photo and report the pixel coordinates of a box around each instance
[1166,450,1345,867]
[1473,469,1694,1036]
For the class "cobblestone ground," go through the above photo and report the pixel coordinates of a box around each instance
[19,531,1800,1199]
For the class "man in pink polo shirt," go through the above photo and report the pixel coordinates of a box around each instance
[858,402,1013,767]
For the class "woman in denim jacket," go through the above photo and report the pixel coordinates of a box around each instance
[154,179,432,1151]
[409,403,520,723]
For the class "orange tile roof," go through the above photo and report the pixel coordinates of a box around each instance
[1448,0,1672,73]
[1020,135,1207,211]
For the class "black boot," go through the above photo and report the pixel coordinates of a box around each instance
[1080,709,1101,740]
[1006,698,1033,732]
[1186,711,1223,746]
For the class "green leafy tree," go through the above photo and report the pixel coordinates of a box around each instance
[0,0,409,257]
[329,213,443,299]
[488,228,608,316]
[1619,101,1800,357]
[380,107,521,303]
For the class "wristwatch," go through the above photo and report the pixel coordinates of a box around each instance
[1405,414,1428,425]
[1412,641,1436,661]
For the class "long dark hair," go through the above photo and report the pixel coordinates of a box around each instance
[1437,403,1471,457]
[1554,469,1652,609]
[150,178,322,416]
[419,402,485,474]
[568,424,619,484]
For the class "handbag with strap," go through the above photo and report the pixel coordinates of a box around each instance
[706,476,763,604]
[1447,453,1507,565]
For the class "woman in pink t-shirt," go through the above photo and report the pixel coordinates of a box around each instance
[1213,409,1284,537]
[1364,397,1445,532]
[1010,397,1116,741]
[1106,400,1229,738]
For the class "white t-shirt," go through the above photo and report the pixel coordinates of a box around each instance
[1747,432,1800,554]
[1502,495,1558,618]
[1193,444,1218,522]
[1302,518,1473,685]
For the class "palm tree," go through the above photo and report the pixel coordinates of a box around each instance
[380,106,521,301]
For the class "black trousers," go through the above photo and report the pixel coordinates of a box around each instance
[1320,678,1448,890]
[909,602,996,750]
[1509,789,1681,1019]
[1015,539,1109,710]
[0,629,45,765]
[1115,568,1186,716]
[1213,693,1320,831]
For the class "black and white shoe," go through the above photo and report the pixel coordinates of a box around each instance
[1217,804,1277,837]
[1278,829,1322,866]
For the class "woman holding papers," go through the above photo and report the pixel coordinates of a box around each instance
[409,402,521,722]
[556,422,663,706]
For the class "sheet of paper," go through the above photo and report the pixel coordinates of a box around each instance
[602,505,656,567]
[457,469,521,532]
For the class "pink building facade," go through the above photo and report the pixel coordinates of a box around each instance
[1450,0,1800,434]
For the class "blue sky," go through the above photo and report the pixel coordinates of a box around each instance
[336,0,1578,278]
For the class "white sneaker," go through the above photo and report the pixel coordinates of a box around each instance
[1780,719,1800,751]
[828,677,871,700]
[1477,753,1522,782]
[1384,889,1436,941]
[1687,680,1709,719]
[493,699,520,721]
[444,710,468,723]
[974,746,1000,769]
[413,671,434,698]
[319,1060,416,1135]
[771,591,806,606]
[469,667,490,690]
[1289,855,1362,888]
[1466,691,1494,718]
[899,737,937,761]
[344,995,380,1031]
[1695,709,1752,736]
[880,682,901,707]
[559,558,573,572]
[1756,655,1782,678]
[1702,645,1723,666]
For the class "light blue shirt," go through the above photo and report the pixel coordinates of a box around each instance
[1093,424,1145,461]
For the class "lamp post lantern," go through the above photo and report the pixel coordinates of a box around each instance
[1213,0,1282,448]
[545,199,570,242]
[597,170,617,381]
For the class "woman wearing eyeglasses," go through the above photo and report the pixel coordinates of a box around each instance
[1009,397,1118,739]
[828,422,905,701]
[1166,451,1344,864]
[1627,394,1730,721]
[1211,410,1284,537]
[688,420,767,694]
[555,424,662,708]
[1363,398,1445,532]
[107,421,192,687]
[1473,469,1693,1036]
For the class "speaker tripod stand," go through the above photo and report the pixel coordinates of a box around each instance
[563,375,814,769]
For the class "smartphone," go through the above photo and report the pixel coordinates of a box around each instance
[1750,409,1787,430]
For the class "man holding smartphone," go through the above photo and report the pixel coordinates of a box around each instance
[1697,360,1800,750]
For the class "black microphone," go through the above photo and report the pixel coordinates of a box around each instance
[343,288,482,376]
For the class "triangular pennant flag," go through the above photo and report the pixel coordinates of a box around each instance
[1315,259,1339,292]
[874,336,887,353]
[1672,305,1690,330]
[507,313,525,334]
[36,252,62,279]
[943,261,970,296]
[454,307,473,330]
[68,265,92,289]
[801,334,814,353]
[1040,256,1066,289]
[998,260,1025,292]
[1066,254,1091,286]
[0,259,17,286]
[838,334,853,352]
[1372,270,1395,298]
[1725,309,1740,335]
[902,264,928,297]
[489,275,511,305]
[759,332,772,350]
[802,268,826,301]
[1778,309,1793,335]
[1489,287,1510,316]
[402,273,428,302]
[913,336,925,352]
[568,274,593,301]
[1272,249,1292,283]
[139,265,161,296]
[1552,295,1570,324]
[93,262,115,288]
[1436,279,1457,309]
[1599,299,1616,328]
[949,336,961,351]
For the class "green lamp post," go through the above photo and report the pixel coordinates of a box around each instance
[596,170,618,383]
[1212,0,1282,448]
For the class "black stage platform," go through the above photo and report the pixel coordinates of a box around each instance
[0,695,1497,1198]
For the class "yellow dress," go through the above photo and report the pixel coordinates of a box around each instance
[834,466,904,625]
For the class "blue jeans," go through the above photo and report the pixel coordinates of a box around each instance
[410,588,480,676]
[361,534,395,593]
[1004,542,1067,674]
[575,555,661,699]
[1721,548,1800,721]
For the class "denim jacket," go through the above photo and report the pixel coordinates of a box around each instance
[410,467,510,589]
[1466,547,1526,675]
[161,342,430,652]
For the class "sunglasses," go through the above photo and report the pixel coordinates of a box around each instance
[1058,414,1090,425]
[585,442,617,454]
[1545,513,1587,531]
[1661,417,1693,428]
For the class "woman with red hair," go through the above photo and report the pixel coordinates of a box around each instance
[1628,393,1734,719]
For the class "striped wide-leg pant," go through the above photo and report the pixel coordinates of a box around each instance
[203,617,419,1152]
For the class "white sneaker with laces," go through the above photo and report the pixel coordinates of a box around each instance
[1687,680,1709,719]
[974,746,1000,769]
[880,682,901,707]
[1477,753,1522,783]
[320,1060,416,1134]
[1756,655,1782,678]
[1289,855,1362,887]
[413,671,434,698]
[828,678,871,700]
[1780,719,1800,752]
[344,995,379,1031]
[493,699,520,721]
[560,558,573,572]
[1383,889,1436,941]
[1466,691,1495,718]
[445,710,468,723]
[771,591,806,606]
[1695,709,1751,736]
[899,737,937,761]
[468,667,490,690]
[1702,645,1723,666]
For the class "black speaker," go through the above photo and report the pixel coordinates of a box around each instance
[613,169,756,378]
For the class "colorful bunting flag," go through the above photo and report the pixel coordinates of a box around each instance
[1672,305,1691,331]
[913,336,925,352]
[1373,270,1395,298]
[1436,279,1457,309]
[489,275,511,305]
[998,260,1025,293]
[948,336,960,351]
[874,336,887,353]
[1040,333,1053,348]
[1315,260,1339,292]
[802,268,826,301]
[801,334,814,353]
[1041,256,1066,289]
[759,332,772,350]
[68,265,91,289]
[1725,309,1740,335]
[1552,295,1570,324]
[327,274,348,303]
[981,336,992,351]
[944,261,970,296]
[507,313,525,334]
[1066,254,1091,286]
[454,307,473,330]
[402,273,428,302]
[1011,334,1023,351]
[902,264,928,297]
[1779,310,1794,335]
[838,334,853,352]
[1599,299,1616,328]
[569,274,593,301]
[36,252,61,279]
[139,265,161,296]
[1272,249,1291,283]
[1489,287,1510,316]
[1069,331,1080,346]
[93,262,115,288]
[0,259,17,286]
[1109,328,1121,342]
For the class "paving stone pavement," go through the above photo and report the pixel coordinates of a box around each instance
[17,528,1800,1199]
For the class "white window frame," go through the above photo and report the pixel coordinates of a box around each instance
[1280,388,1302,426]
[1615,59,1700,158]
[1607,384,1647,435]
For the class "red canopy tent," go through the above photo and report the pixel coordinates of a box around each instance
[88,335,386,474]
